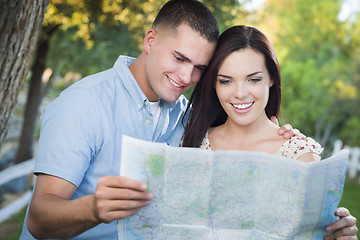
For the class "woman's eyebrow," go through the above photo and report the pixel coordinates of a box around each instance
[217,74,232,78]
[247,71,263,77]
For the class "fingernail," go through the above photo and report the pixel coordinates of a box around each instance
[141,184,147,190]
[279,129,284,134]
[323,236,329,240]
[326,226,332,232]
[147,192,153,199]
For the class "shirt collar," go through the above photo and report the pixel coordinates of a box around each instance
[113,55,147,110]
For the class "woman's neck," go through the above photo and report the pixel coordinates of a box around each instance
[209,115,283,152]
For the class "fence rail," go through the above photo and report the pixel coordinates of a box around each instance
[0,141,360,224]
[0,159,35,224]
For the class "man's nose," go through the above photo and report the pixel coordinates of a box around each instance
[178,63,194,84]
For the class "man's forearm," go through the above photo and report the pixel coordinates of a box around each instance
[27,193,99,239]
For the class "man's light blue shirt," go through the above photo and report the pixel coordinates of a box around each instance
[20,55,189,239]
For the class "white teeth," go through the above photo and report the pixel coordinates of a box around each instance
[167,76,183,88]
[232,102,253,109]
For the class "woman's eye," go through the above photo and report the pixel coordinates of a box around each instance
[250,78,261,83]
[219,79,230,84]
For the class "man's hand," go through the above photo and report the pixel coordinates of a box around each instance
[94,176,153,223]
[270,116,306,139]
[324,207,358,240]
[27,174,152,239]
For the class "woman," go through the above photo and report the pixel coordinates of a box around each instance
[182,25,321,162]
[182,25,357,238]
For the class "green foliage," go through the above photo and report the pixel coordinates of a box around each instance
[340,117,360,146]
[42,0,360,148]
[263,0,360,149]
[45,0,142,76]
[280,59,332,134]
[184,85,196,100]
[45,0,249,77]
[47,21,139,76]
[203,0,249,32]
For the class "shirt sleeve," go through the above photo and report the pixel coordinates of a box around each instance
[34,87,101,187]
[277,136,323,160]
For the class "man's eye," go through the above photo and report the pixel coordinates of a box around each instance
[174,55,184,62]
[195,66,206,72]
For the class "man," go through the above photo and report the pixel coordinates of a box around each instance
[21,0,357,239]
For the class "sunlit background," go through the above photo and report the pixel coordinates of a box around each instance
[0,0,359,238]
[40,0,360,152]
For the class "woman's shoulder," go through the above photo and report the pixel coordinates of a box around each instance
[275,136,323,159]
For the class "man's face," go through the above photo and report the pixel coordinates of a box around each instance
[144,24,216,102]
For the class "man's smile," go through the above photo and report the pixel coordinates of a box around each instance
[167,75,185,88]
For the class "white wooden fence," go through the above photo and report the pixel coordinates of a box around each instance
[333,139,360,180]
[0,159,35,223]
[0,140,359,224]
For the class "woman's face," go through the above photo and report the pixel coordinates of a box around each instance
[215,48,273,127]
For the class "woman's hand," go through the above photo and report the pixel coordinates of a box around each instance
[271,116,306,139]
[324,207,358,240]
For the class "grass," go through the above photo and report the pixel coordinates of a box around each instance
[0,177,359,239]
[0,207,26,240]
[339,177,360,224]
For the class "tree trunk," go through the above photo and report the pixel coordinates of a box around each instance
[16,36,50,163]
[16,23,60,163]
[0,0,49,146]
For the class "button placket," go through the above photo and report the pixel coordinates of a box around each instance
[142,100,153,137]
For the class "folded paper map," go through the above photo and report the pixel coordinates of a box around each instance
[118,135,348,240]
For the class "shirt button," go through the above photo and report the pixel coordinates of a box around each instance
[137,104,142,109]
[145,100,149,106]
[145,119,151,125]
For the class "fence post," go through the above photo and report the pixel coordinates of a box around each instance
[348,147,360,180]
[332,139,343,154]
[333,140,360,183]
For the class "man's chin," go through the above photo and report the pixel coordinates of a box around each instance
[161,94,182,103]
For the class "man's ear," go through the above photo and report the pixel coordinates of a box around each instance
[143,28,157,54]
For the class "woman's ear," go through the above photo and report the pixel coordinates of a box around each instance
[143,28,157,54]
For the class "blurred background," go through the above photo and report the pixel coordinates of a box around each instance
[0,0,359,238]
